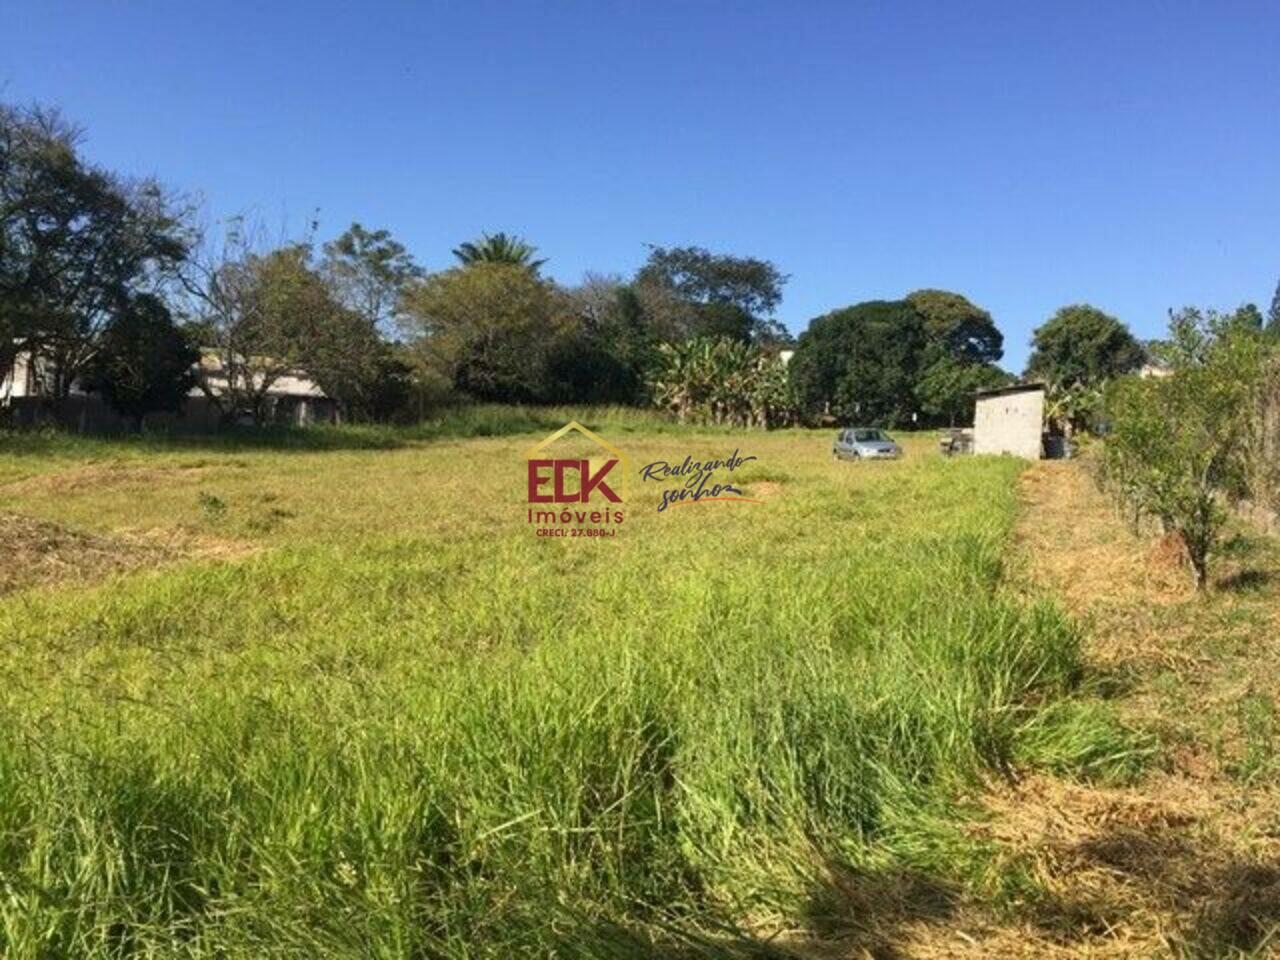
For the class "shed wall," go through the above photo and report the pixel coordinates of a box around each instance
[973,390,1044,460]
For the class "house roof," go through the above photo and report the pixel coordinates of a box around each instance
[974,381,1046,400]
[196,350,327,398]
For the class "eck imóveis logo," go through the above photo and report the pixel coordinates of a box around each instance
[524,421,626,539]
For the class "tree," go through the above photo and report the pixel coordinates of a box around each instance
[1267,279,1280,335]
[181,232,392,425]
[451,232,546,274]
[181,230,312,425]
[321,223,422,337]
[1043,381,1104,437]
[80,293,198,428]
[1105,309,1273,588]
[906,289,1003,365]
[1232,303,1264,331]
[907,289,1007,425]
[633,245,788,343]
[789,300,927,426]
[550,275,653,404]
[0,102,192,399]
[399,263,569,402]
[1025,304,1143,387]
[1153,304,1267,368]
[299,299,411,422]
[915,355,1011,425]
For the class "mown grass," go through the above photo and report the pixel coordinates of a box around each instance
[0,419,1145,957]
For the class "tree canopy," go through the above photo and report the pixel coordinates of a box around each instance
[905,289,1003,365]
[0,103,192,397]
[634,245,788,343]
[790,292,1007,427]
[399,263,569,403]
[321,223,422,336]
[80,293,198,426]
[790,300,927,426]
[1025,304,1143,387]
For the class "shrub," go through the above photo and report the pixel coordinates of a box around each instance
[1105,309,1275,587]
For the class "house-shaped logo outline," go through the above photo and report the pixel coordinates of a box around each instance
[522,420,629,502]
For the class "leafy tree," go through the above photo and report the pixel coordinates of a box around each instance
[1106,309,1274,588]
[183,235,394,424]
[399,263,569,402]
[906,289,1003,365]
[182,233,315,425]
[790,300,927,426]
[1153,304,1267,368]
[321,223,422,337]
[1043,381,1104,436]
[550,275,653,404]
[915,355,1011,425]
[301,301,411,422]
[906,289,1008,425]
[1232,302,1264,331]
[1268,279,1280,335]
[633,245,788,343]
[451,232,545,274]
[0,102,192,399]
[80,293,198,428]
[1025,304,1143,387]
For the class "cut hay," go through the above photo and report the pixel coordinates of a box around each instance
[0,512,175,595]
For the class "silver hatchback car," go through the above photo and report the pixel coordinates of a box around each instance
[833,427,902,461]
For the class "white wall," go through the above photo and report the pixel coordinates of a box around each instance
[1,353,35,400]
[973,389,1044,460]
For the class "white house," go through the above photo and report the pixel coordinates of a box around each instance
[0,345,91,401]
[2,343,335,427]
[972,382,1045,460]
[0,350,38,400]
[193,351,333,425]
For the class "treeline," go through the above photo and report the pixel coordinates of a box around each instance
[0,101,800,427]
[10,99,1277,437]
[2,99,1012,431]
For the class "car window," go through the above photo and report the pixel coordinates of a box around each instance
[853,429,880,442]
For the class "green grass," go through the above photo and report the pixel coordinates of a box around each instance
[0,418,1143,957]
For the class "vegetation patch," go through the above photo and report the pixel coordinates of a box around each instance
[0,429,1131,959]
[0,512,174,595]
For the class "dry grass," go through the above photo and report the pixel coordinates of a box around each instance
[891,458,1280,960]
[0,511,255,596]
[0,513,175,595]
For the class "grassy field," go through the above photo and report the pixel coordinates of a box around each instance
[0,411,1144,958]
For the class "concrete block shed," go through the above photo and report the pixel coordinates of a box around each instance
[972,383,1045,460]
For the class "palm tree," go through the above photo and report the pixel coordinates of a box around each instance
[451,232,547,274]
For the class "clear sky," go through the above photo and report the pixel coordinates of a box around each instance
[3,1,1278,371]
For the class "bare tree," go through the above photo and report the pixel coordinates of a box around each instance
[177,218,311,425]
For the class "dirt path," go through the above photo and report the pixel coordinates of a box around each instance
[905,460,1280,959]
[798,460,1280,959]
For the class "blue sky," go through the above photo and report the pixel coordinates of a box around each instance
[3,1,1278,371]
